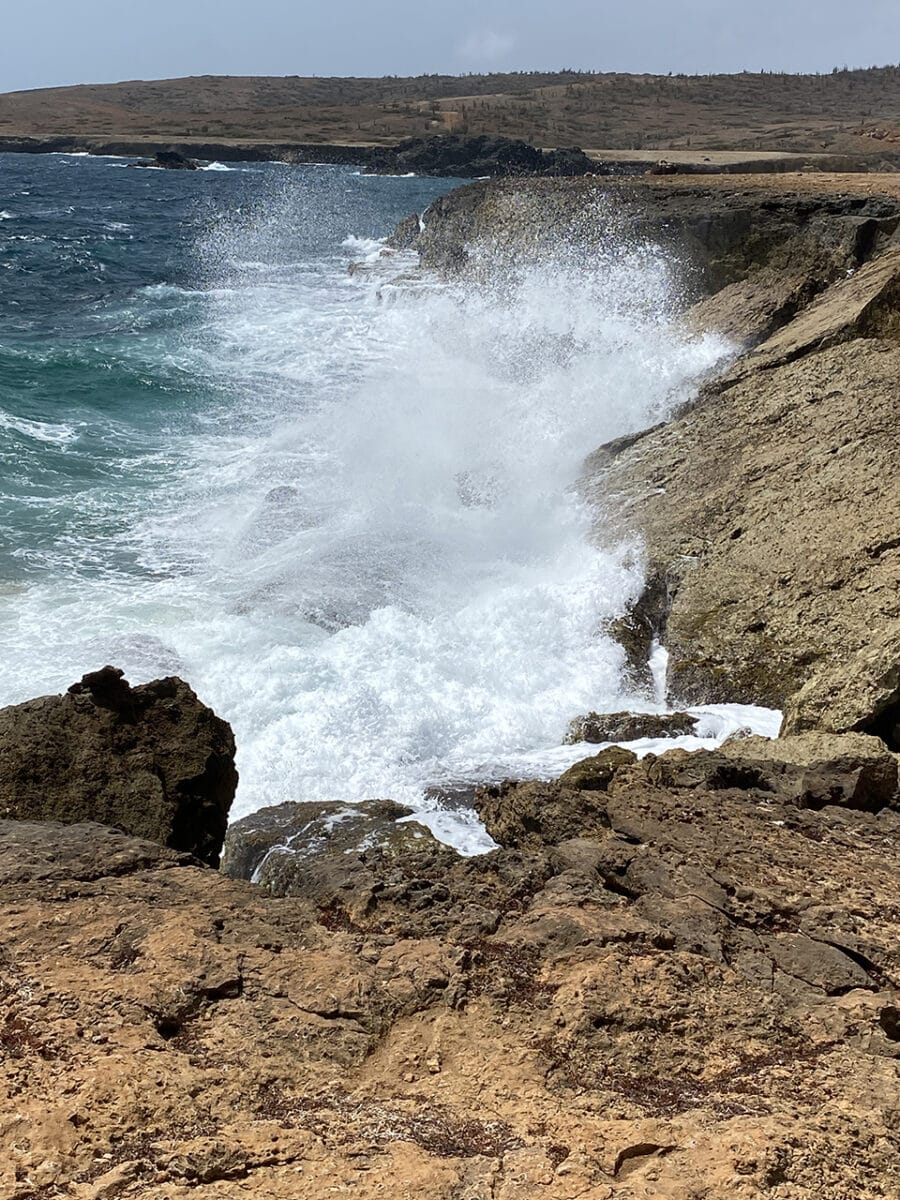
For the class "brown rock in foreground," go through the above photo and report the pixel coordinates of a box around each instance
[2,734,898,1199]
[0,668,237,866]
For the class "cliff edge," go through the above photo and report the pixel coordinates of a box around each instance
[405,174,900,744]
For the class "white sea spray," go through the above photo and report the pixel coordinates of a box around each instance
[0,169,778,852]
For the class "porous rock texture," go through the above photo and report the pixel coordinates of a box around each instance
[0,668,237,866]
[1,731,898,1199]
[407,177,900,741]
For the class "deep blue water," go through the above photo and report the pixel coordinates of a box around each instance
[0,153,456,578]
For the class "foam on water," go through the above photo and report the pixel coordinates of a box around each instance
[0,410,79,446]
[0,171,778,852]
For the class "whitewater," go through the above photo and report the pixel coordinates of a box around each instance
[0,154,778,851]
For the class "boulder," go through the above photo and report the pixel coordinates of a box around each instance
[557,745,638,791]
[0,667,237,866]
[221,797,436,892]
[565,710,698,744]
[475,747,643,851]
[223,796,547,938]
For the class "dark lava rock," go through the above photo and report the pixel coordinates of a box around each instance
[0,668,237,866]
[565,710,699,744]
[365,135,593,179]
[133,150,200,170]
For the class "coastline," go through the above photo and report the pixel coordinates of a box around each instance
[0,132,893,177]
[1,169,898,1199]
[406,173,900,739]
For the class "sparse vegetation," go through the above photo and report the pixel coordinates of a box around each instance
[3,67,900,152]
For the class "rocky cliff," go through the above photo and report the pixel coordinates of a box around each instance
[3,176,900,1199]
[405,175,900,744]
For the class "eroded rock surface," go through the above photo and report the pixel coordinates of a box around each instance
[0,668,237,866]
[1,735,898,1199]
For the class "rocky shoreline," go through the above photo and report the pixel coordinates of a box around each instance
[0,134,598,177]
[0,675,897,1198]
[0,132,885,178]
[1,176,899,1198]
[403,175,900,745]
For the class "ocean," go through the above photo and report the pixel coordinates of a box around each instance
[0,152,778,851]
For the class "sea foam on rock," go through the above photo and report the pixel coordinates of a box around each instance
[0,666,237,866]
[405,176,900,740]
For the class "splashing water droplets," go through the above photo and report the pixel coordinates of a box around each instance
[0,171,731,850]
[158,197,728,839]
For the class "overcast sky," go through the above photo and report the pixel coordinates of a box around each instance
[3,0,900,92]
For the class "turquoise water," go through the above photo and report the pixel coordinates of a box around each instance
[0,152,742,849]
[0,154,456,579]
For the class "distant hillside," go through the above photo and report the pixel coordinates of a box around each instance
[3,68,900,154]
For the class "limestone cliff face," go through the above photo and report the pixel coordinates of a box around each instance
[408,177,900,743]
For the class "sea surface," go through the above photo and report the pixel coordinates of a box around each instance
[0,153,779,851]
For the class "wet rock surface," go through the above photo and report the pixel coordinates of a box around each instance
[1,735,897,1198]
[0,668,237,866]
[565,710,699,744]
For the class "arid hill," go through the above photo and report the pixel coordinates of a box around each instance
[3,67,900,154]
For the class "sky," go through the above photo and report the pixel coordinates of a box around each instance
[3,0,900,92]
